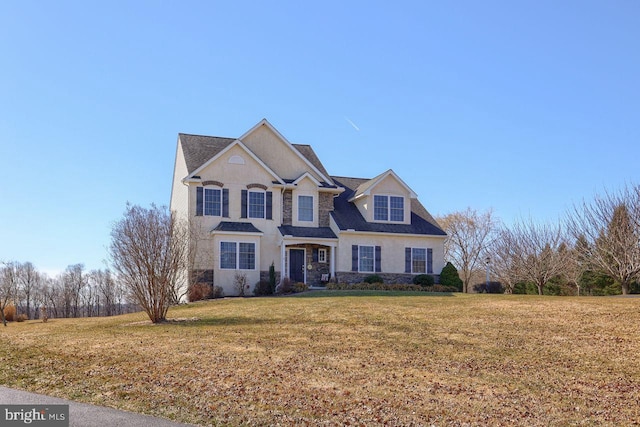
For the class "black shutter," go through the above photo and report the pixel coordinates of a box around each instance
[312,248,318,262]
[352,245,358,272]
[241,190,247,218]
[222,189,229,218]
[405,248,411,273]
[266,191,272,220]
[427,248,433,274]
[196,187,203,216]
[375,246,381,273]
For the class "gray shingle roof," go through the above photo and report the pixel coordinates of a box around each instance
[330,176,446,236]
[212,222,263,233]
[292,144,334,186]
[278,226,337,239]
[179,133,236,174]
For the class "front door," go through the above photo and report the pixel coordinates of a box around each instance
[289,249,305,283]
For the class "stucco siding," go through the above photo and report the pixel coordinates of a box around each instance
[335,232,446,277]
[241,124,325,182]
[170,139,189,221]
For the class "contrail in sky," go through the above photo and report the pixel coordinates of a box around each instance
[344,116,360,131]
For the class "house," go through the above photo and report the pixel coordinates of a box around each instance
[170,119,446,297]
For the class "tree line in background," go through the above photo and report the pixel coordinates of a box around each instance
[0,261,139,326]
[439,183,640,296]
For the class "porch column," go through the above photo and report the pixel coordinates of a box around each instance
[280,240,287,282]
[330,244,336,280]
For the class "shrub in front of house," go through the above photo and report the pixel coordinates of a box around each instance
[413,274,435,287]
[276,277,293,294]
[326,282,424,292]
[364,274,384,284]
[254,280,273,296]
[439,262,463,292]
[188,283,212,302]
[212,286,224,299]
[293,282,308,293]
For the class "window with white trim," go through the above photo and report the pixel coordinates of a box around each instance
[411,248,426,274]
[318,248,327,263]
[374,195,404,222]
[359,245,374,272]
[298,195,313,222]
[220,242,256,270]
[248,191,265,219]
[204,188,222,216]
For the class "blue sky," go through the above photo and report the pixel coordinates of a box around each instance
[1,1,639,275]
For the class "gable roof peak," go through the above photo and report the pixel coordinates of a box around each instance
[349,169,418,201]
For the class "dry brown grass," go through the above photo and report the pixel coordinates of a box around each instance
[1,293,640,426]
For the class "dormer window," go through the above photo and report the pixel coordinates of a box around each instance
[374,195,404,222]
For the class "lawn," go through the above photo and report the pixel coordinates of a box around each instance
[1,293,639,426]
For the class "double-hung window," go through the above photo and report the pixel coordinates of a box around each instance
[374,195,404,222]
[405,247,432,274]
[298,195,313,222]
[239,243,255,270]
[220,242,237,269]
[204,188,221,216]
[220,242,256,270]
[359,245,375,272]
[411,248,426,274]
[248,191,265,219]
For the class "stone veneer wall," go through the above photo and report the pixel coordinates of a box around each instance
[282,190,292,225]
[318,192,334,227]
[335,272,440,285]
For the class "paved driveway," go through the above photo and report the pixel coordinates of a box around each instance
[0,386,195,427]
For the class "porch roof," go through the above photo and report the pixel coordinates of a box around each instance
[212,221,263,234]
[278,225,337,239]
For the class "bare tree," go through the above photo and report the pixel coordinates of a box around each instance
[63,264,86,318]
[90,269,117,316]
[16,262,40,319]
[439,208,496,293]
[109,204,190,323]
[508,219,566,295]
[490,228,521,294]
[0,262,19,326]
[562,236,590,296]
[567,185,640,295]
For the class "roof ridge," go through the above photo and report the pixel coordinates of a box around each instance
[179,132,235,139]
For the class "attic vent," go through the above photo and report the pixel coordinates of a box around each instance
[228,155,245,165]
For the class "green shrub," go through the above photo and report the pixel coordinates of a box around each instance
[269,262,277,294]
[439,262,463,291]
[413,274,434,287]
[364,274,384,284]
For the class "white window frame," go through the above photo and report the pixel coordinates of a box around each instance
[318,248,327,263]
[359,245,375,273]
[298,195,314,222]
[204,188,222,216]
[411,248,427,274]
[373,194,404,222]
[220,241,256,270]
[248,190,266,219]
